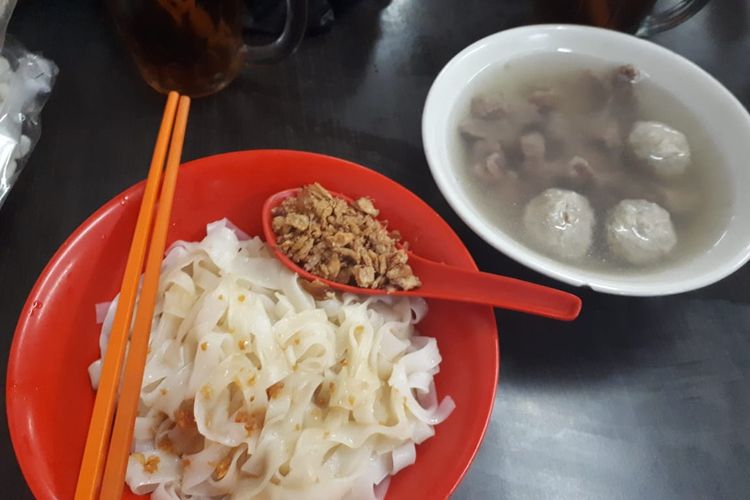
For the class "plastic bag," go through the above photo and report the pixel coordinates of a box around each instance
[0,0,58,208]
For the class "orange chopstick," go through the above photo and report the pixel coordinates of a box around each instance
[74,91,180,500]
[99,95,191,500]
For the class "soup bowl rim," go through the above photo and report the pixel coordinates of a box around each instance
[422,24,750,296]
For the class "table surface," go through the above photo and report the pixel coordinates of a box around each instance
[2,1,749,498]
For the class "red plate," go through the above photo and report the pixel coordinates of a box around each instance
[7,150,499,499]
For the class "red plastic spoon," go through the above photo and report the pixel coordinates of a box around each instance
[262,188,582,321]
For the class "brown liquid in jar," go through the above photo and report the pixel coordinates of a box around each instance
[109,0,245,97]
[534,0,658,33]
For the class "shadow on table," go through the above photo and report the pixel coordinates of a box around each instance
[707,0,749,43]
[234,0,390,98]
[493,270,749,394]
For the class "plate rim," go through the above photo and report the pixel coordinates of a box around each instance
[7,149,500,499]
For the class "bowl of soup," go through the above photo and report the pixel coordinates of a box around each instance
[422,25,750,296]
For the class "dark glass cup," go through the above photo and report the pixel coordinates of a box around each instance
[108,0,308,97]
[535,0,710,36]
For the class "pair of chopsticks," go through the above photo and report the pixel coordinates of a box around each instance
[74,92,191,500]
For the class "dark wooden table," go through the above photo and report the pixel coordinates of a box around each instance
[2,1,749,498]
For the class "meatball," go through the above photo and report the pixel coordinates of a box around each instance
[523,188,595,260]
[628,121,691,178]
[606,199,677,265]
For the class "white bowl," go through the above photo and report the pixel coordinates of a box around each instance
[422,24,750,296]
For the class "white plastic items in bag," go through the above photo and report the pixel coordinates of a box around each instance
[0,37,57,208]
[0,0,58,207]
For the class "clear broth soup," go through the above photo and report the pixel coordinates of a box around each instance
[452,52,733,273]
